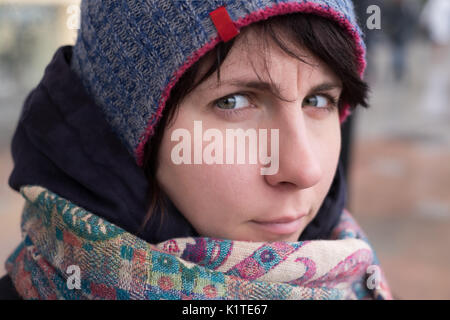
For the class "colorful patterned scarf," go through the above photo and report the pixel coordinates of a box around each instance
[5,185,392,300]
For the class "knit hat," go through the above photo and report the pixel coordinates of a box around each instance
[71,0,366,166]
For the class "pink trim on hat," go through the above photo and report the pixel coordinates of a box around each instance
[135,1,366,166]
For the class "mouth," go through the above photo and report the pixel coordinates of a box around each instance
[250,214,308,235]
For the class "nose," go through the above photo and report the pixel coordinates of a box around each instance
[264,106,322,190]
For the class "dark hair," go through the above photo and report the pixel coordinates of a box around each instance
[140,13,369,232]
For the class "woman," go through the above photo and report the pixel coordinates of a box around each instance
[1,0,392,299]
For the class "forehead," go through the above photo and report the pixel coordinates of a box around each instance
[226,29,314,71]
[195,28,341,95]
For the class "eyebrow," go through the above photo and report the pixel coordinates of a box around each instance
[205,79,343,100]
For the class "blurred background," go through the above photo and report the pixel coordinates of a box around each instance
[0,0,449,299]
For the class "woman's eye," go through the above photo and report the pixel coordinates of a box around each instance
[215,94,251,110]
[303,94,332,108]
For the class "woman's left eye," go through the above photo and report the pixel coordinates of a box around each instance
[214,94,251,110]
[302,94,337,109]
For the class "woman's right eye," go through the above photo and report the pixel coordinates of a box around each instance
[214,94,252,110]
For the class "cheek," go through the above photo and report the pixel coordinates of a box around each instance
[311,119,342,212]
[156,130,262,234]
[320,128,341,173]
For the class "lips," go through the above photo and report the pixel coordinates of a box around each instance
[251,213,308,235]
[256,215,306,224]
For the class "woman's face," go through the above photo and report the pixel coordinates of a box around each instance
[156,29,342,242]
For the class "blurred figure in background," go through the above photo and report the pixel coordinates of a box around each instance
[383,0,421,83]
[420,0,450,117]
[421,0,450,52]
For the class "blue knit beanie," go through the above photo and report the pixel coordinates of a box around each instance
[71,0,366,166]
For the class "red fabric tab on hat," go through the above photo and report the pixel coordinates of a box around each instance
[209,6,239,42]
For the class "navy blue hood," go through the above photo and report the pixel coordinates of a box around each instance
[8,46,345,243]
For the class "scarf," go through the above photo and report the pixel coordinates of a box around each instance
[5,185,392,300]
